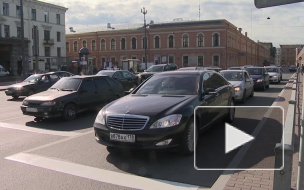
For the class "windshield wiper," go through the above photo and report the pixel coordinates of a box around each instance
[50,87,60,91]
[61,88,74,91]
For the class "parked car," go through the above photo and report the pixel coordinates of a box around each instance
[20,75,124,120]
[96,70,139,91]
[49,71,75,78]
[289,65,297,72]
[178,67,206,70]
[265,66,282,83]
[220,70,254,103]
[0,67,9,77]
[5,73,61,98]
[245,67,270,91]
[227,67,243,70]
[138,63,178,82]
[94,70,235,155]
[205,66,222,72]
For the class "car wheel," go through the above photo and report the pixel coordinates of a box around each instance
[241,90,246,104]
[62,103,77,121]
[180,119,196,156]
[224,100,235,123]
[250,89,254,97]
[28,90,35,96]
[12,95,19,99]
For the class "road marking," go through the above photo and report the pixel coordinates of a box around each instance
[6,153,199,190]
[0,122,81,137]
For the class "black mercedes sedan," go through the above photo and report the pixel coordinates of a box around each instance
[21,75,124,121]
[94,70,235,155]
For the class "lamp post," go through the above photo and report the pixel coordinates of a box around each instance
[141,7,147,69]
[20,0,26,75]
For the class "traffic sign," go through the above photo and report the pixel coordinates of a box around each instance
[299,57,302,60]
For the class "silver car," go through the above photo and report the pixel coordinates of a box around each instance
[220,70,254,103]
[266,66,282,83]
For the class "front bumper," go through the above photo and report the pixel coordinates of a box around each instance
[234,90,244,101]
[269,77,279,82]
[94,122,187,150]
[5,88,27,97]
[253,80,264,88]
[21,105,63,118]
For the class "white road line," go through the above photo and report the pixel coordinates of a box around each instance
[0,122,81,137]
[6,153,199,190]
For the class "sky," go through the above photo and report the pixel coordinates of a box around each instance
[41,0,304,48]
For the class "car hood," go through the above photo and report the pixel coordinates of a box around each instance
[25,90,75,101]
[104,94,195,117]
[229,81,243,87]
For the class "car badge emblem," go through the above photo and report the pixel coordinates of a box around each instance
[125,106,131,114]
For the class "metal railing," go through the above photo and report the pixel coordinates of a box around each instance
[297,71,304,190]
[273,69,299,190]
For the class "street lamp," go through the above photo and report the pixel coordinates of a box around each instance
[141,7,147,69]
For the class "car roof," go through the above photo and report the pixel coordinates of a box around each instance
[66,75,109,79]
[157,70,211,76]
[221,70,245,72]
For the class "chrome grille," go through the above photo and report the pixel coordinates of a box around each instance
[106,114,149,131]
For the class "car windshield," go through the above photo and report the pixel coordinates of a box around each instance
[23,75,40,83]
[246,68,263,75]
[96,71,115,77]
[136,74,198,95]
[221,71,243,81]
[50,78,82,91]
[146,65,164,72]
[266,68,278,72]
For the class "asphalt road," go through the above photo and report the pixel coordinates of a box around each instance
[0,68,294,190]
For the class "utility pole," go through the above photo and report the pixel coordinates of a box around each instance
[141,7,147,70]
[20,0,26,75]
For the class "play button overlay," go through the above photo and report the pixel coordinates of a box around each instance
[225,123,254,154]
[194,106,283,170]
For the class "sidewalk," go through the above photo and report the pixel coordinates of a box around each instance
[213,74,302,190]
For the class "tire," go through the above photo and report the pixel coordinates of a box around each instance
[180,119,196,156]
[249,88,254,97]
[241,90,246,104]
[62,103,77,121]
[224,99,235,123]
[12,95,19,99]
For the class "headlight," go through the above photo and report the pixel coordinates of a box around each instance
[41,101,56,106]
[257,79,263,82]
[150,114,182,129]
[14,85,23,90]
[23,100,28,106]
[273,75,277,78]
[234,86,241,92]
[95,109,106,125]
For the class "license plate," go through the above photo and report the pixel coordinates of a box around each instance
[110,133,135,143]
[26,108,38,112]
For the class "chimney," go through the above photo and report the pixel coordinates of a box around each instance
[238,28,242,33]
[245,32,247,37]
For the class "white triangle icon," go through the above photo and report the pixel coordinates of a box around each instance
[225,123,255,154]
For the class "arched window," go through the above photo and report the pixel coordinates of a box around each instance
[73,41,78,52]
[111,38,116,50]
[155,36,160,48]
[82,40,87,48]
[213,33,220,47]
[182,34,189,47]
[168,35,174,48]
[91,40,96,51]
[132,37,137,49]
[66,42,70,53]
[121,38,126,50]
[100,39,106,51]
[197,34,204,47]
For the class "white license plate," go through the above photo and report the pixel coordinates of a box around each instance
[26,108,38,112]
[110,133,135,143]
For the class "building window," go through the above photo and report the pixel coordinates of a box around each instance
[16,5,21,18]
[168,35,174,48]
[66,42,70,53]
[56,14,60,25]
[57,47,61,57]
[182,34,189,47]
[111,38,116,50]
[92,40,96,51]
[4,25,9,37]
[44,12,49,22]
[31,9,36,20]
[82,40,87,48]
[17,27,21,38]
[57,32,61,42]
[3,3,9,16]
[168,55,174,63]
[155,36,160,48]
[183,56,189,67]
[213,55,220,66]
[44,30,50,40]
[213,33,219,47]
[197,34,204,47]
[121,38,126,50]
[132,37,137,49]
[198,56,204,66]
[45,47,51,57]
[101,39,106,51]
[73,41,78,52]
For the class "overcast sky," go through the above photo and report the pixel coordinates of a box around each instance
[41,0,304,48]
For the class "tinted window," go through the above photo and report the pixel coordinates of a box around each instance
[106,77,121,88]
[40,75,50,83]
[122,71,134,79]
[146,65,164,72]
[80,79,96,92]
[24,75,40,83]
[94,78,110,89]
[204,73,227,90]
[113,72,123,79]
[49,74,60,82]
[51,78,82,91]
[247,68,263,75]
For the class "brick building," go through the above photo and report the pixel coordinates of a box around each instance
[281,45,304,66]
[66,19,270,72]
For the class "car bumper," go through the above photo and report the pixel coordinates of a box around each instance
[5,89,27,96]
[269,77,279,82]
[234,90,244,101]
[94,122,187,150]
[20,105,63,118]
